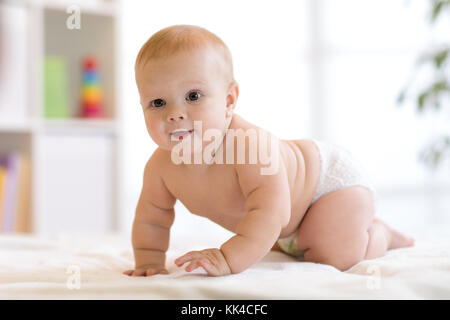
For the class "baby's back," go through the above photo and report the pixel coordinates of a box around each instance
[279,139,321,235]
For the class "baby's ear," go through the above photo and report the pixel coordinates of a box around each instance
[226,81,239,114]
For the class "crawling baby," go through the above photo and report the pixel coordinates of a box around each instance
[123,25,414,277]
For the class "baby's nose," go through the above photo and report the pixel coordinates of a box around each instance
[167,110,186,122]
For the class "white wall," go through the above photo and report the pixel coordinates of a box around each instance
[119,0,450,238]
[319,0,450,189]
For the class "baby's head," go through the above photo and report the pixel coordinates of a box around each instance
[135,25,239,151]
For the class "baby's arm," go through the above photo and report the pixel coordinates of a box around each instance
[175,158,291,275]
[123,152,176,277]
[220,160,291,273]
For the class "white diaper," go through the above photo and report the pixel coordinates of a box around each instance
[309,139,377,209]
[277,139,378,258]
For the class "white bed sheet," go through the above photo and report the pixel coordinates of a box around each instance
[1,232,449,299]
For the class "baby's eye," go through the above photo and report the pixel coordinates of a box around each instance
[150,98,166,108]
[186,91,202,102]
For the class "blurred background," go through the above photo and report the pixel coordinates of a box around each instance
[0,0,449,242]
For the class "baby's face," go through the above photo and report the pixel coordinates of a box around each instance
[135,47,236,152]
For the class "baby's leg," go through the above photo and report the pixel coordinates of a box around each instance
[296,186,414,271]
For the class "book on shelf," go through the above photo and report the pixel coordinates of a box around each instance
[44,56,70,118]
[0,152,31,233]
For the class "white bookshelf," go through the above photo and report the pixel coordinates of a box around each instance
[0,0,123,234]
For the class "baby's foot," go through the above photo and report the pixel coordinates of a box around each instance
[375,218,415,250]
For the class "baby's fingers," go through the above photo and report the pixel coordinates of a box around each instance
[123,268,168,277]
[123,269,145,276]
[146,268,169,276]
[131,269,147,277]
[183,258,220,276]
[185,259,204,272]
[123,269,134,276]
[175,251,203,267]
[198,259,220,276]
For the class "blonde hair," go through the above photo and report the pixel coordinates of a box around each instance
[135,25,234,82]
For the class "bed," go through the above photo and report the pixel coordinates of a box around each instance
[1,226,449,300]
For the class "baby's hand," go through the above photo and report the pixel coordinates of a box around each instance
[175,248,232,276]
[123,265,169,277]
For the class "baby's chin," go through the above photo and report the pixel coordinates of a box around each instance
[155,137,201,153]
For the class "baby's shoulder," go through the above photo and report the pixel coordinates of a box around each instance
[141,148,177,205]
[144,148,171,177]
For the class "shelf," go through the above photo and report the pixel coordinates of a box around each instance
[41,118,118,134]
[0,120,34,133]
[43,0,117,16]
[44,8,117,119]
[0,0,122,234]
[0,118,118,134]
[12,0,118,16]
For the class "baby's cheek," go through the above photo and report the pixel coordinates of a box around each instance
[144,118,155,137]
[146,118,167,146]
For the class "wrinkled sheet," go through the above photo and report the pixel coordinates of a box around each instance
[0,232,449,299]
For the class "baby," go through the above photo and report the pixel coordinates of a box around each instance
[123,25,414,277]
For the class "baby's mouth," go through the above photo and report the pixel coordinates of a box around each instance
[170,129,194,141]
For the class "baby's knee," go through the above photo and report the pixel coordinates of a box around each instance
[304,232,369,271]
[317,250,366,271]
[325,253,365,271]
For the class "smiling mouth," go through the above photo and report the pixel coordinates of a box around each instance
[170,129,194,141]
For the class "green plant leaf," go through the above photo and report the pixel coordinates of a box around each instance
[433,49,449,68]
[416,80,450,112]
[431,0,444,22]
[432,80,449,93]
[431,0,450,22]
[396,89,406,105]
[399,1,450,170]
[420,135,450,170]
[417,92,427,111]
